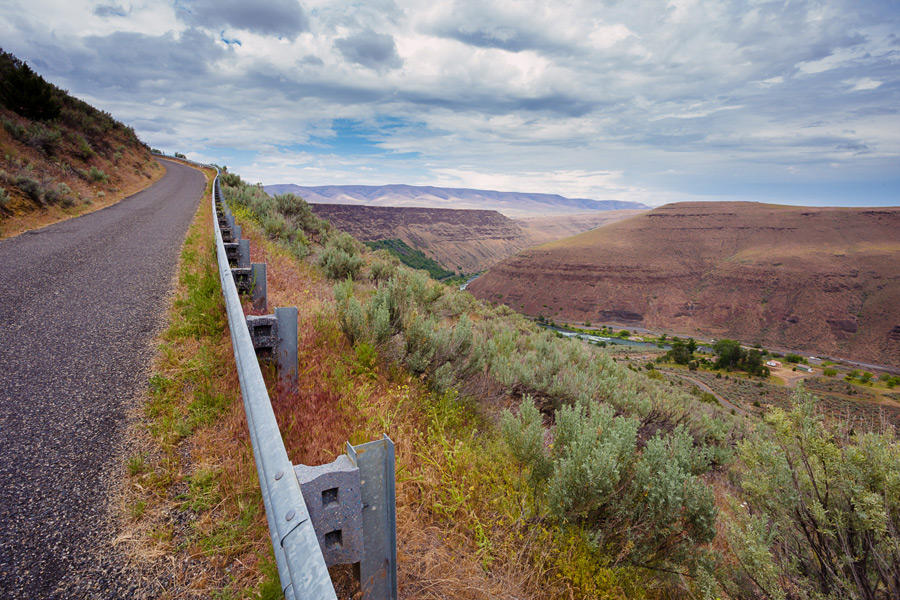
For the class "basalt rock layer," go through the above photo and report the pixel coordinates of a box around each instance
[468,202,900,367]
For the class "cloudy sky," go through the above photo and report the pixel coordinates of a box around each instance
[3,0,898,206]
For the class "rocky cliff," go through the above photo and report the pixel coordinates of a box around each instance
[311,204,531,272]
[468,202,900,366]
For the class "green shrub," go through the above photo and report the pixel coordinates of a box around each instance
[368,257,399,283]
[502,396,717,573]
[56,183,74,207]
[88,166,109,183]
[14,174,44,204]
[221,184,330,260]
[822,367,837,377]
[0,187,10,208]
[1,116,25,138]
[318,240,363,280]
[76,135,95,159]
[25,123,62,155]
[734,389,900,599]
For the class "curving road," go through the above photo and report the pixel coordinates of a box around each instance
[0,160,205,599]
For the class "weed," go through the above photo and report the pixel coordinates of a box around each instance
[127,454,147,476]
[88,166,109,183]
[129,500,147,520]
[181,467,221,512]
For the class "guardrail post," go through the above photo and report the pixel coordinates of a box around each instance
[295,436,397,600]
[347,436,397,600]
[251,263,267,310]
[275,306,298,386]
[239,238,251,269]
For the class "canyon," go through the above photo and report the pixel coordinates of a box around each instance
[468,202,900,367]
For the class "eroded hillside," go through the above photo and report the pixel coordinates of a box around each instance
[469,201,900,366]
[0,49,160,237]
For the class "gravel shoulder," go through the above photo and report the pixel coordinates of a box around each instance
[0,159,206,599]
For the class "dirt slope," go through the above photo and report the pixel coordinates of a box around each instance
[469,202,900,367]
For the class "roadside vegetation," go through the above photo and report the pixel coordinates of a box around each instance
[0,49,162,237]
[211,172,900,599]
[117,169,282,598]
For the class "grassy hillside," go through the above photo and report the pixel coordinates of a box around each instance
[0,49,161,237]
[363,237,458,280]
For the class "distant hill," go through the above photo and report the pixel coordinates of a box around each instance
[0,49,159,236]
[469,202,900,367]
[310,203,647,273]
[265,183,647,217]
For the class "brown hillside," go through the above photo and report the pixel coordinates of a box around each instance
[0,50,160,238]
[469,202,900,367]
[311,204,533,272]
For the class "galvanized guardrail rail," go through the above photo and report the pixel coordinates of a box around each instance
[212,174,337,599]
[210,173,397,599]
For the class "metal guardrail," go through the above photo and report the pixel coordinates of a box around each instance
[211,174,338,600]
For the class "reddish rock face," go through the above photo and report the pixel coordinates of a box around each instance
[310,204,643,273]
[469,202,900,367]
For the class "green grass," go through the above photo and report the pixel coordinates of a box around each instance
[364,238,456,280]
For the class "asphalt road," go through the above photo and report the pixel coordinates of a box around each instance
[0,160,205,599]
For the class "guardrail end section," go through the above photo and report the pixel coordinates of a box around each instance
[347,435,397,600]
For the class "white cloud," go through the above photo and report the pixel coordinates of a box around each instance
[1,0,897,206]
[844,78,883,92]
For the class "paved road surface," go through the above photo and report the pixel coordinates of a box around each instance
[0,160,205,598]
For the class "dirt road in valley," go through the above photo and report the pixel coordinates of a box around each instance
[660,371,749,416]
[0,159,205,599]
